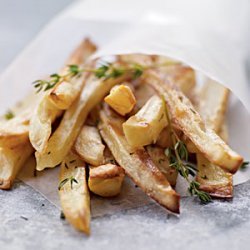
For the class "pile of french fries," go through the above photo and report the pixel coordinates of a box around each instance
[0,38,244,235]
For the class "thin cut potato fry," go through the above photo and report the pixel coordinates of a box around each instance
[0,142,33,189]
[29,97,62,152]
[118,54,153,66]
[0,111,31,148]
[146,145,178,187]
[0,91,40,147]
[198,79,230,132]
[218,122,229,143]
[99,107,180,214]
[74,125,105,166]
[143,70,243,174]
[196,80,233,198]
[36,71,132,171]
[88,164,125,197]
[29,39,94,153]
[153,55,196,97]
[59,151,90,234]
[49,39,97,109]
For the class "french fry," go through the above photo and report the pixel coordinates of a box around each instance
[74,125,105,166]
[0,111,30,148]
[146,145,178,187]
[134,83,156,111]
[36,71,132,171]
[0,91,41,147]
[196,80,233,198]
[143,70,243,174]
[49,39,97,109]
[29,39,95,153]
[153,56,196,97]
[59,151,90,234]
[118,54,153,66]
[0,142,33,189]
[104,84,136,116]
[198,79,230,132]
[88,164,125,197]
[123,95,168,148]
[99,107,180,214]
[29,97,62,152]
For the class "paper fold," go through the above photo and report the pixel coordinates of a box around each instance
[0,0,249,209]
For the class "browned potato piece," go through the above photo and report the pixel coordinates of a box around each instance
[196,80,233,198]
[59,151,90,234]
[104,84,136,116]
[146,145,177,186]
[74,125,105,166]
[49,38,97,110]
[88,164,125,197]
[99,107,180,214]
[36,68,132,171]
[123,95,167,149]
[196,154,233,198]
[0,111,30,148]
[29,39,95,153]
[0,142,33,189]
[143,70,243,174]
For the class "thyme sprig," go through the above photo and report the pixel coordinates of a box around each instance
[4,110,15,120]
[58,176,78,191]
[240,161,249,170]
[162,96,211,204]
[32,61,179,93]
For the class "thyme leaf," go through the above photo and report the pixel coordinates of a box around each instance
[162,96,211,204]
[58,176,78,190]
[4,110,15,120]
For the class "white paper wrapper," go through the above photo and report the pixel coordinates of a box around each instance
[0,0,249,211]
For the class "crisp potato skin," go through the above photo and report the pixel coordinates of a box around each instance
[123,95,167,148]
[74,125,105,166]
[143,70,243,174]
[0,142,33,189]
[195,80,233,198]
[59,151,90,234]
[36,68,132,171]
[88,164,125,197]
[49,38,97,110]
[99,107,180,214]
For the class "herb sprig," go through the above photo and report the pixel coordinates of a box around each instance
[4,110,15,120]
[162,96,211,203]
[240,161,249,170]
[32,61,178,93]
[58,176,78,191]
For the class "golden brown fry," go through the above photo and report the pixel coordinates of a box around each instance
[59,151,90,234]
[99,107,180,214]
[36,71,132,171]
[0,111,31,148]
[49,39,97,109]
[143,70,243,174]
[88,164,125,197]
[0,142,33,189]
[29,97,62,152]
[198,79,230,132]
[146,145,178,187]
[74,125,105,166]
[29,39,95,153]
[196,154,233,198]
[196,80,233,198]
[123,95,168,148]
